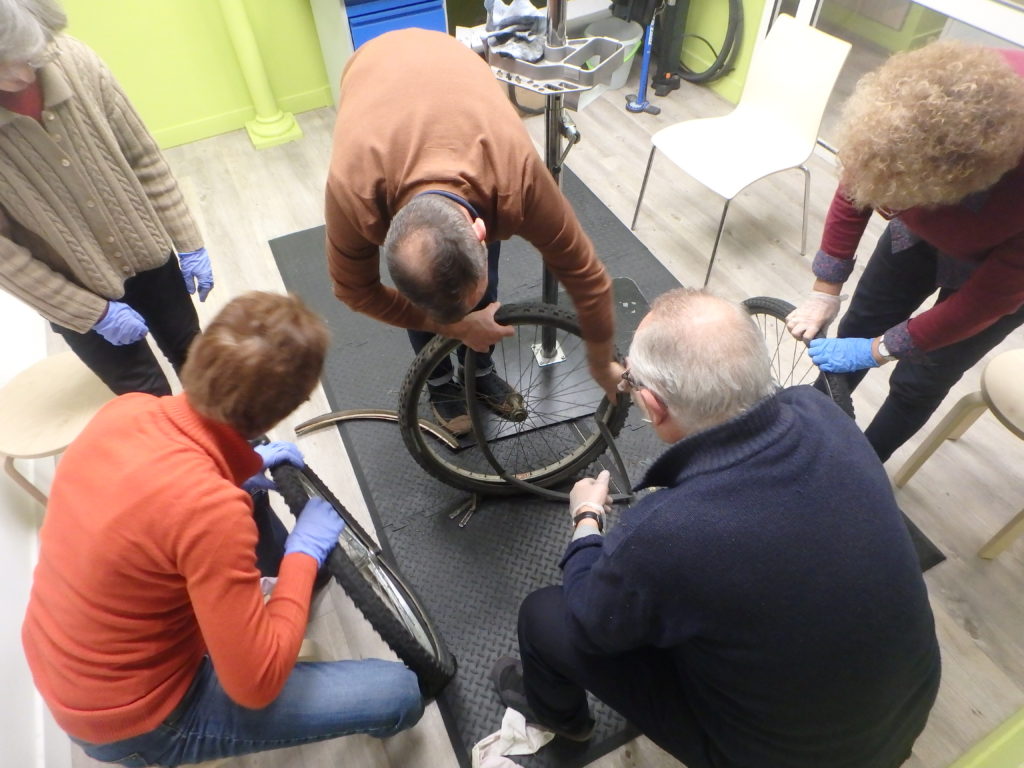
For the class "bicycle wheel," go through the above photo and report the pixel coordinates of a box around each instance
[743,296,855,418]
[271,463,456,698]
[398,302,630,496]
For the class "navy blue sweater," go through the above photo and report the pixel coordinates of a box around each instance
[561,387,940,768]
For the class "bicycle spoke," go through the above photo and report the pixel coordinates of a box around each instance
[399,303,628,492]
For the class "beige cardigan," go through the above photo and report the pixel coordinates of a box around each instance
[0,36,202,333]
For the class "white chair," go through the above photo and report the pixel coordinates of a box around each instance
[630,14,851,286]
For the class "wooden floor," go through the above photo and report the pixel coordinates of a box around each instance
[68,64,1024,768]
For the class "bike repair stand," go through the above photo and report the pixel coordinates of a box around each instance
[488,0,626,366]
[479,4,636,524]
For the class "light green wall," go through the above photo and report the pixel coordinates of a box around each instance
[819,2,944,53]
[63,0,331,148]
[681,0,766,104]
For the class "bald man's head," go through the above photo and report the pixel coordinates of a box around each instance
[628,289,775,433]
[383,195,487,324]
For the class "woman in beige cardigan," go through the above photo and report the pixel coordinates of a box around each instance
[0,0,214,395]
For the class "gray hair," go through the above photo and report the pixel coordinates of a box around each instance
[383,195,485,325]
[0,0,66,62]
[628,288,775,433]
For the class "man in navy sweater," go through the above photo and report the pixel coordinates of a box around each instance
[493,289,940,768]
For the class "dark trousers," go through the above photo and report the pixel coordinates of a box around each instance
[833,229,1024,462]
[251,490,290,577]
[52,257,201,397]
[518,586,714,768]
[408,241,501,384]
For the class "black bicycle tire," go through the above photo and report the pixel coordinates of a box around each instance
[743,296,855,419]
[271,463,456,698]
[397,302,630,495]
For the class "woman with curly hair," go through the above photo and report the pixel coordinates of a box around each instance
[786,39,1024,462]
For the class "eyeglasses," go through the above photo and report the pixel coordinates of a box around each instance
[619,367,645,393]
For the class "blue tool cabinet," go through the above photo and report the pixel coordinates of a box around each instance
[345,0,448,49]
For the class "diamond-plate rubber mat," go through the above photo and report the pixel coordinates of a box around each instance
[272,168,942,765]
[271,169,674,767]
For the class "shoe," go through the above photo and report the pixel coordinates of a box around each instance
[490,655,595,742]
[469,371,527,421]
[427,379,472,436]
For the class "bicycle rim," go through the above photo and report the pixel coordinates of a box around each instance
[293,473,440,657]
[398,303,628,494]
[743,296,854,418]
[274,464,456,697]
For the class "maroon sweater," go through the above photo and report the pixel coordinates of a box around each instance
[813,49,1024,356]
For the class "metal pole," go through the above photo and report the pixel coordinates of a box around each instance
[541,0,567,354]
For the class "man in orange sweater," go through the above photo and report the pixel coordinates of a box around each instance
[22,292,423,766]
[326,28,622,435]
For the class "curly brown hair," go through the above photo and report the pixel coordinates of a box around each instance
[181,291,329,438]
[837,40,1024,211]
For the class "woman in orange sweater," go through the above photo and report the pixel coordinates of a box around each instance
[22,291,423,766]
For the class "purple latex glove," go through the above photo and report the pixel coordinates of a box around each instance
[285,497,345,567]
[242,441,305,493]
[92,301,148,345]
[179,247,214,302]
[807,337,879,373]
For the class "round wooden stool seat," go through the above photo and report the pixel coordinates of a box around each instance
[894,348,1024,559]
[0,351,115,506]
[981,348,1024,440]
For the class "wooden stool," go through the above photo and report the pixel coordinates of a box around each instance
[0,351,115,506]
[894,349,1024,559]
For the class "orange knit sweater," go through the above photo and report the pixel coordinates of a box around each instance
[22,393,317,744]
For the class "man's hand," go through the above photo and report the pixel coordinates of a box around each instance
[569,469,612,520]
[807,337,880,373]
[590,359,625,402]
[583,338,624,401]
[440,302,514,353]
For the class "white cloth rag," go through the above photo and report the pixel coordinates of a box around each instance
[471,707,555,768]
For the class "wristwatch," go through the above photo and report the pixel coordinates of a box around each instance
[572,507,605,533]
[877,337,895,362]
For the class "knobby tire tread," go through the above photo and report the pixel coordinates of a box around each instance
[272,464,456,698]
[398,302,629,495]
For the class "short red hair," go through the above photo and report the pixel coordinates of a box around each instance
[181,291,329,437]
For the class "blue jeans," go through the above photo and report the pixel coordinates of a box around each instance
[74,656,424,766]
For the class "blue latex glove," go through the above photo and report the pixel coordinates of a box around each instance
[808,337,880,373]
[242,441,305,493]
[92,301,148,345]
[179,247,214,302]
[284,497,345,567]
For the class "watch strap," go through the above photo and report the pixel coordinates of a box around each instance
[877,337,895,361]
[572,509,605,533]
